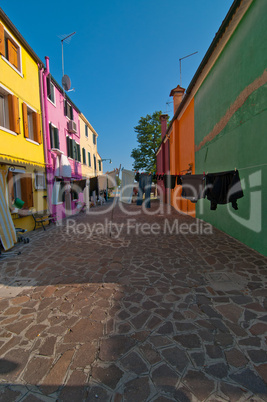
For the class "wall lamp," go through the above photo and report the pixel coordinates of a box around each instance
[101,159,112,164]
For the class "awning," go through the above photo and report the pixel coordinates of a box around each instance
[54,154,72,178]
[0,170,17,250]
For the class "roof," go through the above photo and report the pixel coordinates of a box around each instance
[0,7,44,67]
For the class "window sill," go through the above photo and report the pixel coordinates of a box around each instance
[47,97,56,107]
[1,56,23,77]
[26,138,40,146]
[0,126,18,136]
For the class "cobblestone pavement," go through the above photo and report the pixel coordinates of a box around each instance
[0,199,266,402]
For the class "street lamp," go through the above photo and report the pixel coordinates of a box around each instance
[101,159,112,164]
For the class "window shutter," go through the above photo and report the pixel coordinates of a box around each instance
[82,148,86,164]
[33,112,42,144]
[64,99,67,116]
[49,123,53,148]
[22,102,29,138]
[7,39,18,69]
[70,106,73,120]
[54,128,59,149]
[88,152,91,167]
[46,75,51,99]
[20,175,33,208]
[77,144,81,162]
[0,24,5,56]
[8,95,20,134]
[7,171,14,203]
[66,136,70,157]
[72,140,76,160]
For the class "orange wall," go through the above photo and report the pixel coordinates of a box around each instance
[170,98,195,216]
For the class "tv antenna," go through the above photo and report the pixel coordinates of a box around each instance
[60,32,76,93]
[179,51,198,87]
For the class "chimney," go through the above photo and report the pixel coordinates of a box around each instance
[45,56,50,74]
[160,114,168,139]
[169,85,185,114]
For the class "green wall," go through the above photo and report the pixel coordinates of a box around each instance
[194,0,267,256]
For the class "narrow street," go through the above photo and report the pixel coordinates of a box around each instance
[0,200,266,401]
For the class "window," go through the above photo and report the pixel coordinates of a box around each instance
[93,133,96,145]
[94,155,96,171]
[22,103,42,143]
[49,123,59,149]
[0,86,20,134]
[98,160,102,172]
[0,93,9,130]
[66,137,80,162]
[64,100,73,120]
[8,170,33,209]
[0,23,22,73]
[88,152,91,167]
[85,124,88,137]
[47,76,55,104]
[35,172,46,190]
[82,148,86,164]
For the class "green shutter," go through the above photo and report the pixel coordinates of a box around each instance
[82,148,86,164]
[88,152,91,167]
[49,123,53,148]
[54,128,59,149]
[66,136,70,157]
[77,144,81,162]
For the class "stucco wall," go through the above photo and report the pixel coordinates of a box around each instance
[194,0,267,255]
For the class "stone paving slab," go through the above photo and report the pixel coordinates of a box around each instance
[0,199,266,401]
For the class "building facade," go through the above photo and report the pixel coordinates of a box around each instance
[194,0,267,255]
[157,0,266,256]
[79,113,100,178]
[41,57,83,221]
[0,9,46,237]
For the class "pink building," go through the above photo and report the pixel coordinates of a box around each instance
[40,57,83,221]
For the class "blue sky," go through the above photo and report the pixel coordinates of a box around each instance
[2,0,233,173]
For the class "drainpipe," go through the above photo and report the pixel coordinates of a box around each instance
[41,56,53,214]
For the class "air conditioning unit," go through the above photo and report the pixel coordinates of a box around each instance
[68,120,77,133]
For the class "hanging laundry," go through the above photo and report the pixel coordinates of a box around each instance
[98,175,107,192]
[107,170,117,188]
[136,173,152,208]
[163,175,177,189]
[120,169,135,204]
[205,170,244,210]
[89,177,99,197]
[72,179,87,192]
[0,170,17,250]
[181,174,206,202]
[135,172,140,182]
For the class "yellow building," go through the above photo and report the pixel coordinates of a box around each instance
[79,113,101,178]
[0,9,46,238]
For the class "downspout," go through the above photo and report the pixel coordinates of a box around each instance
[40,56,53,213]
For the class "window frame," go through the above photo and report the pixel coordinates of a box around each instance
[47,76,56,106]
[0,84,20,136]
[0,24,22,76]
[49,122,59,150]
[64,99,73,120]
[22,102,42,144]
[35,172,46,190]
